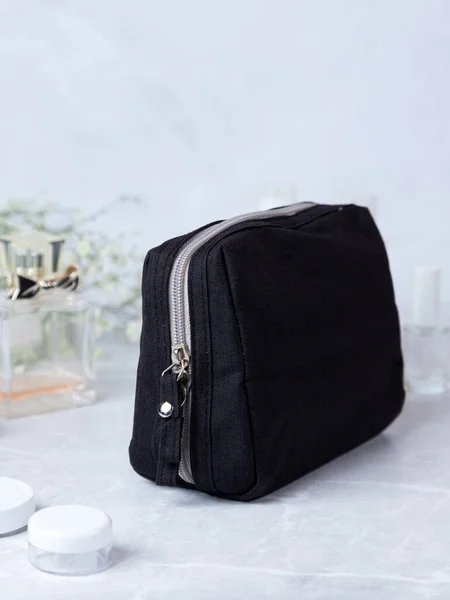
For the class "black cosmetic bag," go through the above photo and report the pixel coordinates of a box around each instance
[129,203,405,501]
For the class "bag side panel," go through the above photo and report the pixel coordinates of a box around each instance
[219,206,404,500]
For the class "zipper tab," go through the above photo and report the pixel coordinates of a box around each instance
[158,343,193,484]
[155,370,183,486]
[171,344,190,378]
[161,344,190,382]
[159,344,191,421]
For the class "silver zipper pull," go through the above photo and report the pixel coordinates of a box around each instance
[159,344,191,418]
[171,344,190,376]
[179,369,191,408]
[161,344,190,379]
[172,344,191,381]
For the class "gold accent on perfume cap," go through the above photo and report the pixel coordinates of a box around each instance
[8,266,80,301]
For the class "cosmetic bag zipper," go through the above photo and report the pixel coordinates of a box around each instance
[158,203,321,485]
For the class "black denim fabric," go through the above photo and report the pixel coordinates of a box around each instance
[129,204,405,501]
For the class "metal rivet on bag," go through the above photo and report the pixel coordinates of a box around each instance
[158,402,174,418]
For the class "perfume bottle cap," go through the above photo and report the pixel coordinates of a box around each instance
[0,477,36,536]
[0,231,65,281]
[28,505,113,554]
[413,266,441,327]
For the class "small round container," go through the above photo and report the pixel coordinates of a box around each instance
[0,477,35,537]
[28,505,113,576]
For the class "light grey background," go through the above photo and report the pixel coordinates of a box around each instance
[1,0,449,310]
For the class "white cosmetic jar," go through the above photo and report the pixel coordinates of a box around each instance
[28,505,113,575]
[0,477,35,537]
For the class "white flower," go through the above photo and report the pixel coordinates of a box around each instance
[77,239,91,258]
[103,283,115,297]
[125,319,142,343]
[100,245,117,261]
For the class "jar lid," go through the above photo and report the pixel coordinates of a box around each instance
[0,477,35,535]
[28,505,113,554]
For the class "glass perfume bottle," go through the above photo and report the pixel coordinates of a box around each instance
[403,266,450,395]
[0,233,96,419]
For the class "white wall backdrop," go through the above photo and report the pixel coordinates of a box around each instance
[1,0,450,312]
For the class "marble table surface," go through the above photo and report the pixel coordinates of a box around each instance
[1,343,449,600]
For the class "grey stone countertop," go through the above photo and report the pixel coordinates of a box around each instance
[1,342,449,599]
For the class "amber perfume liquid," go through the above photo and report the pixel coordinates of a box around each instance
[0,292,96,418]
